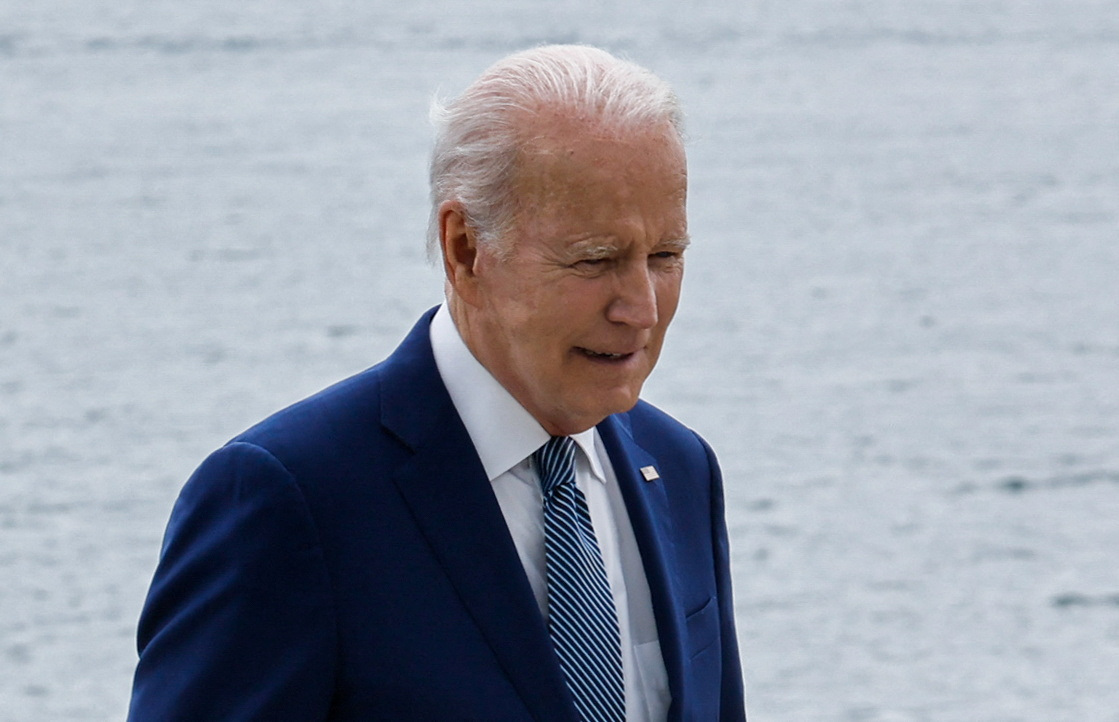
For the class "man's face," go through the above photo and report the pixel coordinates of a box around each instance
[459,118,688,436]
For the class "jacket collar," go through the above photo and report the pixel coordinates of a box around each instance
[597,413,687,721]
[378,308,578,722]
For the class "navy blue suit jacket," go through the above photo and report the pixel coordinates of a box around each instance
[128,309,745,720]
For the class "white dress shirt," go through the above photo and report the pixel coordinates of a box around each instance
[430,304,671,721]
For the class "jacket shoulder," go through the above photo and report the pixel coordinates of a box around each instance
[234,364,386,451]
[227,308,444,472]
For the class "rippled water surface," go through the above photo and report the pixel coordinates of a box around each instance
[3,1,1118,720]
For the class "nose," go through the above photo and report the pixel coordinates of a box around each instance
[606,262,658,329]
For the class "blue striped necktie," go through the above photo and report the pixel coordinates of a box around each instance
[533,436,625,722]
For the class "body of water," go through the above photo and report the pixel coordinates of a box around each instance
[2,1,1118,719]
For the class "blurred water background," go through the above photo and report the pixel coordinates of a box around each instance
[3,1,1118,719]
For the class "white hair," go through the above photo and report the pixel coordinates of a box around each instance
[426,44,685,258]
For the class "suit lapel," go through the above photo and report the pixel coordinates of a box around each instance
[597,414,688,722]
[378,310,576,722]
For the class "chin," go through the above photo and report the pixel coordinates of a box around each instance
[593,390,642,419]
[549,383,645,433]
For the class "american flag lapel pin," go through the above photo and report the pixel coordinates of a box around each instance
[640,465,660,481]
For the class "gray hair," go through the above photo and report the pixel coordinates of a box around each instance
[426,44,685,258]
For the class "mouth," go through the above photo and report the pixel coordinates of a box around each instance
[576,347,637,362]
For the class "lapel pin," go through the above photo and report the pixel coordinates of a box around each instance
[640,465,660,481]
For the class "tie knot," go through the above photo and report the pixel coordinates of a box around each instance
[534,436,576,498]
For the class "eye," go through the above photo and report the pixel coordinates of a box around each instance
[649,250,684,265]
[572,255,612,271]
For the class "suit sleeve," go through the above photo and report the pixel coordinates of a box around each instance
[700,435,748,721]
[128,442,338,721]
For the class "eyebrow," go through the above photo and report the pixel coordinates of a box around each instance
[661,236,692,251]
[568,235,692,258]
[568,241,618,258]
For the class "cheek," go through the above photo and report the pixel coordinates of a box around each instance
[656,277,683,323]
[482,275,544,336]
[539,284,603,331]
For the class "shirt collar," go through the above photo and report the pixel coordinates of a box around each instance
[430,304,606,484]
[570,428,607,484]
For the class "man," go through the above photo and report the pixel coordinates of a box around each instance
[128,45,745,721]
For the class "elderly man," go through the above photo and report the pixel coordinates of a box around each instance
[128,45,745,721]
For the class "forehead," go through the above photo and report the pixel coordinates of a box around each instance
[511,115,688,212]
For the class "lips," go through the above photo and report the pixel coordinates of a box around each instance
[576,347,635,360]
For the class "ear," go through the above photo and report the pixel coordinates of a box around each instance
[439,202,483,306]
